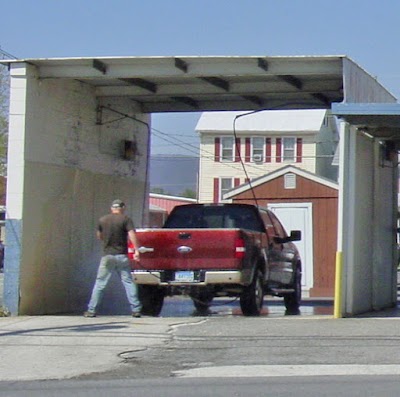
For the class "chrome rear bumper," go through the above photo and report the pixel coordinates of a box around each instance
[132,270,242,285]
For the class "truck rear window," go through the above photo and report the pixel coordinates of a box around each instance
[164,205,264,232]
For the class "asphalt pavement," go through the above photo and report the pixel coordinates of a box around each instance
[2,272,400,382]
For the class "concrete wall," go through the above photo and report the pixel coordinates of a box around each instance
[341,128,397,316]
[4,63,150,315]
[315,113,339,181]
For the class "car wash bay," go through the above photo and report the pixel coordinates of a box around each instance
[1,55,399,317]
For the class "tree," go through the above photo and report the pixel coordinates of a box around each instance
[150,187,168,195]
[178,188,197,199]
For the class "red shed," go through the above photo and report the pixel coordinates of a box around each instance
[224,165,338,298]
[148,193,197,227]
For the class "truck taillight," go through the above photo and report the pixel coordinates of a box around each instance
[235,238,246,259]
[127,240,135,260]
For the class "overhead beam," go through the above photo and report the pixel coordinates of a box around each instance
[200,77,230,91]
[170,96,199,109]
[257,58,269,71]
[92,59,107,75]
[96,80,343,97]
[278,75,303,90]
[241,95,264,107]
[140,96,330,113]
[174,58,188,73]
[120,78,157,93]
[311,93,331,106]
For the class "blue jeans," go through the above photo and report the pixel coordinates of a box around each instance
[87,254,142,313]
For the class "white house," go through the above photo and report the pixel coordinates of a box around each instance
[195,109,339,203]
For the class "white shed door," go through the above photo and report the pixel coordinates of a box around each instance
[268,203,313,292]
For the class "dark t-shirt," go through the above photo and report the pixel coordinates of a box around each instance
[98,213,135,255]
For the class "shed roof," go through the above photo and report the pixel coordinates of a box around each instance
[224,165,338,200]
[195,109,327,133]
[2,55,395,114]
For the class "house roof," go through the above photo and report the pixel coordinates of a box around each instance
[224,165,338,199]
[195,109,328,134]
[149,193,197,202]
[2,55,395,114]
[149,203,167,213]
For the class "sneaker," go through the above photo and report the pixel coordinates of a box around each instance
[83,311,96,318]
[132,312,141,318]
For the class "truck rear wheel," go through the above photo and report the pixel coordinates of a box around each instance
[138,285,165,316]
[240,270,264,316]
[284,267,301,315]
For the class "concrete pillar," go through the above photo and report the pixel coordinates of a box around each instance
[3,63,150,315]
[339,122,397,316]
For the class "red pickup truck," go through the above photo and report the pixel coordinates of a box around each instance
[132,203,302,316]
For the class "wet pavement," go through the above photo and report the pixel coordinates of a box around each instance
[159,295,334,317]
[0,272,335,317]
[3,271,400,317]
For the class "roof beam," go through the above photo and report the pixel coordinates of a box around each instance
[278,75,303,90]
[311,93,331,106]
[199,77,230,91]
[120,78,157,93]
[257,58,269,71]
[92,59,107,75]
[241,95,264,107]
[170,96,199,109]
[174,57,188,73]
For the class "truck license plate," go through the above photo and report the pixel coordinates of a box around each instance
[174,271,195,282]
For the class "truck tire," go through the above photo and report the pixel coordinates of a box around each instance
[240,270,264,316]
[138,285,165,316]
[283,267,302,315]
[190,289,214,314]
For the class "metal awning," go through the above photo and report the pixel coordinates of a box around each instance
[0,55,350,113]
[332,103,400,139]
[2,55,395,114]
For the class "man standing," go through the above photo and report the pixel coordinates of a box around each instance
[84,199,142,317]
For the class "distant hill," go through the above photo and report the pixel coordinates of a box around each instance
[149,155,199,196]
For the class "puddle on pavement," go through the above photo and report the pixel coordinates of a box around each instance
[159,297,334,317]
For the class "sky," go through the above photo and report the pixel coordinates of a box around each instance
[1,0,400,156]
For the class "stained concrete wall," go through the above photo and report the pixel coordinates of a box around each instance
[4,63,150,315]
[341,127,398,316]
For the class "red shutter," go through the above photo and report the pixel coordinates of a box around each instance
[265,138,271,163]
[235,138,241,162]
[213,178,219,203]
[245,138,251,162]
[234,178,240,187]
[214,138,220,162]
[296,138,302,163]
[276,138,282,163]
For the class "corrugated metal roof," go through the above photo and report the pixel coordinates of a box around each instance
[195,109,327,133]
[3,55,393,114]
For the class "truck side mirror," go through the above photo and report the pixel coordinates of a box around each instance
[289,230,301,241]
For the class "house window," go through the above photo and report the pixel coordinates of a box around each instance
[283,137,296,161]
[252,137,264,162]
[221,137,234,161]
[220,178,233,201]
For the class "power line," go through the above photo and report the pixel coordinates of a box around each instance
[0,46,17,60]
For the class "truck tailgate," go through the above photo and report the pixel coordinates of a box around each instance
[136,228,245,270]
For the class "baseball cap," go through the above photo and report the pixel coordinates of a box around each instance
[111,199,125,208]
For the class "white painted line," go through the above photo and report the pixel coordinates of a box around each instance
[174,364,400,378]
